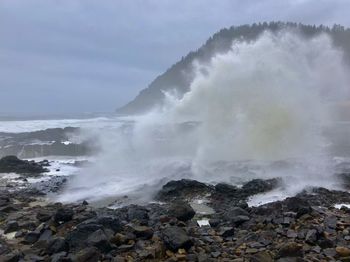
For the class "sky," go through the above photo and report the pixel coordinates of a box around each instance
[0,0,350,116]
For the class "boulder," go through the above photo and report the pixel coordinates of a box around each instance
[46,237,69,255]
[87,229,111,252]
[54,208,74,223]
[161,226,193,251]
[277,242,303,258]
[167,201,195,222]
[74,246,100,262]
[0,155,48,174]
[241,178,280,195]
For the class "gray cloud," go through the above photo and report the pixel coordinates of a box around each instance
[0,0,349,115]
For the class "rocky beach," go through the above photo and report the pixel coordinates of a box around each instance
[1,157,350,261]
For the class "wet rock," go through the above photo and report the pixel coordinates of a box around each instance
[95,216,122,233]
[46,237,69,255]
[249,251,273,262]
[161,226,193,251]
[242,178,280,195]
[224,206,250,221]
[50,251,68,262]
[4,221,19,234]
[214,183,239,196]
[0,251,22,262]
[23,231,40,244]
[277,242,303,258]
[131,225,154,240]
[66,223,102,250]
[219,227,235,237]
[232,215,250,226]
[127,205,149,222]
[87,229,111,252]
[36,210,53,222]
[156,179,212,201]
[167,201,195,222]
[209,219,220,227]
[305,229,318,245]
[54,207,74,223]
[284,197,311,217]
[0,155,48,174]
[74,246,100,262]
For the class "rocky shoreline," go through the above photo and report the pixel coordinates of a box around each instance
[1,158,350,261]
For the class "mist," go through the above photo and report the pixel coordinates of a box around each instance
[57,30,350,203]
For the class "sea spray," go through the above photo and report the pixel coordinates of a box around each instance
[58,30,350,203]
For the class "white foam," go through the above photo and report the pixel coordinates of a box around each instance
[334,203,350,209]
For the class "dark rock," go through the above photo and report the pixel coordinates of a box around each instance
[167,201,195,221]
[4,221,19,234]
[242,178,280,195]
[127,205,149,222]
[74,246,100,262]
[0,251,22,262]
[224,206,250,221]
[95,216,121,233]
[46,237,69,255]
[250,251,273,262]
[66,223,102,250]
[219,227,235,237]
[215,183,238,196]
[87,229,111,252]
[23,231,40,244]
[161,226,193,251]
[36,210,53,222]
[0,155,48,174]
[156,179,212,201]
[277,242,303,258]
[305,229,318,245]
[131,225,154,239]
[209,219,221,227]
[54,208,74,223]
[50,252,68,262]
[232,215,250,226]
[284,197,311,217]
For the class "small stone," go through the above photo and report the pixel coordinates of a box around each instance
[23,231,40,244]
[54,208,74,223]
[277,242,303,258]
[211,251,221,258]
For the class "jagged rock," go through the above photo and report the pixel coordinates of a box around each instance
[36,210,53,222]
[161,226,193,251]
[23,231,40,244]
[0,251,23,262]
[284,197,311,217]
[46,237,69,255]
[74,246,100,262]
[131,225,154,239]
[249,251,273,262]
[66,223,102,250]
[241,178,280,195]
[87,229,111,252]
[127,205,149,222]
[4,221,19,234]
[156,179,212,201]
[0,155,48,174]
[277,242,303,258]
[54,208,74,223]
[167,201,195,222]
[224,206,250,221]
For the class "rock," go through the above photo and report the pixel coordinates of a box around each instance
[305,229,318,245]
[87,229,111,252]
[54,208,74,223]
[50,252,68,262]
[250,251,273,262]
[0,251,22,262]
[215,183,239,196]
[132,225,154,239]
[219,227,235,237]
[4,221,19,234]
[36,210,53,222]
[0,155,48,174]
[284,197,311,217]
[127,205,149,222]
[336,247,350,257]
[161,226,193,251]
[242,178,279,195]
[156,179,212,201]
[95,216,122,233]
[23,231,40,244]
[66,223,102,250]
[224,207,250,221]
[74,246,100,262]
[324,215,337,229]
[167,201,195,222]
[232,215,250,226]
[277,242,303,258]
[111,233,127,246]
[46,237,69,255]
[209,219,221,227]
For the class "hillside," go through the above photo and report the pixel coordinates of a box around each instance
[116,22,350,115]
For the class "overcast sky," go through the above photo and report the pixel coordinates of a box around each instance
[0,0,349,116]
